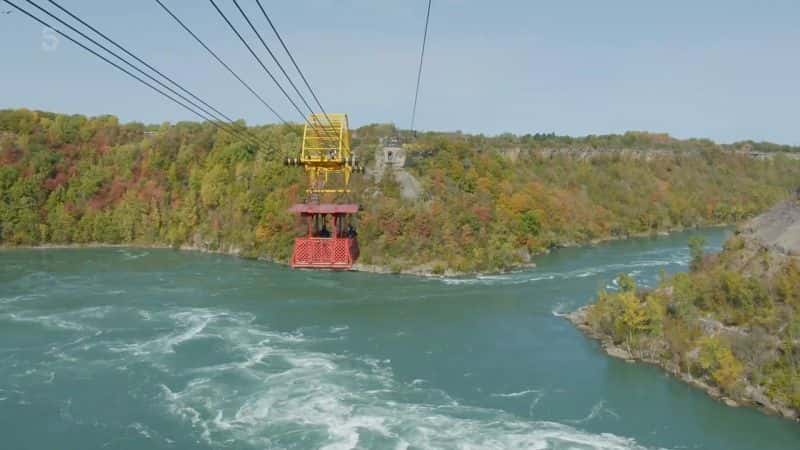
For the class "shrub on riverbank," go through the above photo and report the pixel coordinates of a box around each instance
[585,236,800,416]
[3,108,800,272]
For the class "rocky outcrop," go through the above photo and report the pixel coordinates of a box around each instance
[566,193,800,422]
[505,147,800,162]
[394,170,423,201]
[372,143,423,201]
[565,306,799,421]
[739,194,800,256]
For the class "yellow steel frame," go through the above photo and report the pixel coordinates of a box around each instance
[300,113,352,194]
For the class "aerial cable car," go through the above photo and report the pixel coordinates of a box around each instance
[284,113,365,269]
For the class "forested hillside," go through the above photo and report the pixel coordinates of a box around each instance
[573,197,800,419]
[2,108,800,272]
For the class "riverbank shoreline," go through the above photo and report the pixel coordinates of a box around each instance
[0,242,515,279]
[564,305,800,423]
[0,224,731,278]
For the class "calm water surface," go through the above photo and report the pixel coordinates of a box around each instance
[1,228,798,449]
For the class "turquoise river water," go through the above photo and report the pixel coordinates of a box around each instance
[1,228,798,449]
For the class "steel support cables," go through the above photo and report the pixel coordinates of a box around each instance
[250,0,336,130]
[208,0,311,127]
[153,0,288,126]
[410,0,432,134]
[5,0,261,148]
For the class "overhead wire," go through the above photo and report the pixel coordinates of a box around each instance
[12,0,346,148]
[4,0,262,148]
[153,0,288,126]
[208,0,311,127]
[45,0,237,126]
[253,0,335,130]
[209,0,336,139]
[231,0,331,134]
[410,0,432,134]
[38,0,265,148]
[21,0,263,148]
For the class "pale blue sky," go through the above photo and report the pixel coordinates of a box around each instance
[2,1,799,143]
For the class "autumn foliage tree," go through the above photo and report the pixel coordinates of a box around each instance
[2,108,800,272]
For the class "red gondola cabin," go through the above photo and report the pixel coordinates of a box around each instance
[289,203,359,269]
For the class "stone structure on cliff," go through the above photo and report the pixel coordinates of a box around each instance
[372,137,422,201]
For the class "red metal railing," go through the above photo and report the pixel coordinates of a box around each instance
[291,237,358,269]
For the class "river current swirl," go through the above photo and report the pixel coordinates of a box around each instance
[1,229,798,449]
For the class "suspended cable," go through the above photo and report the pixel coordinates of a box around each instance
[410,0,432,134]
[153,0,288,126]
[45,0,264,146]
[230,1,312,116]
[46,0,239,124]
[208,0,312,128]
[230,0,336,142]
[42,0,265,147]
[19,0,263,148]
[24,0,221,126]
[230,0,330,136]
[253,0,335,129]
[3,0,261,149]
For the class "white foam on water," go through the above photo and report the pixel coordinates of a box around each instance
[0,294,44,305]
[439,277,483,286]
[75,305,114,319]
[4,312,89,332]
[4,303,661,449]
[119,249,149,260]
[551,302,570,317]
[48,351,79,363]
[440,273,553,287]
[436,254,688,288]
[109,310,227,356]
[528,392,545,416]
[527,274,558,282]
[129,422,153,439]
[101,308,662,450]
[491,389,541,398]
[3,306,119,337]
[569,401,621,425]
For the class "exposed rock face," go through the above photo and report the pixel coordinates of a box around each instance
[740,193,800,256]
[529,147,800,161]
[372,141,423,201]
[564,306,799,421]
[394,170,423,201]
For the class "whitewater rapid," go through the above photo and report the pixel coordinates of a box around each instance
[4,231,797,450]
[2,302,652,449]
